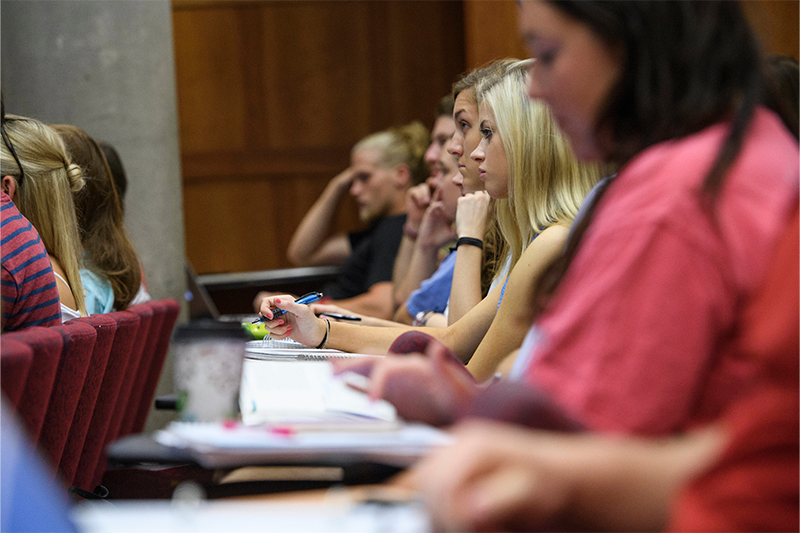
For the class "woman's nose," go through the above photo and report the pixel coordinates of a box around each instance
[448,135,463,157]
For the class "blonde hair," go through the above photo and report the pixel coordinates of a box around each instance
[476,60,606,271]
[352,121,429,185]
[453,59,525,292]
[1,115,87,316]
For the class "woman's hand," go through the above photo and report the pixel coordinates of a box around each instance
[418,188,458,250]
[331,341,479,426]
[404,183,433,232]
[456,191,491,239]
[257,294,327,347]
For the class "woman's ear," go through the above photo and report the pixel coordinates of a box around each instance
[2,175,16,199]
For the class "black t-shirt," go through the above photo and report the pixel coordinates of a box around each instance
[323,213,406,300]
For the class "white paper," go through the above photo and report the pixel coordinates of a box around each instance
[239,358,395,426]
[73,500,431,533]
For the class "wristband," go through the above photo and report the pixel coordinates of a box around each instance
[403,223,419,240]
[455,236,483,250]
[316,317,331,349]
[413,310,433,327]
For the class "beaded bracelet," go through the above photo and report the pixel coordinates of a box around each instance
[316,317,331,349]
[455,236,484,250]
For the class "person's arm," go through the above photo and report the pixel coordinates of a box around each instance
[329,281,395,320]
[259,273,501,359]
[467,224,570,382]
[393,189,456,310]
[395,251,458,326]
[405,420,724,532]
[310,302,401,327]
[392,184,432,308]
[448,192,491,324]
[286,168,355,267]
[393,304,415,325]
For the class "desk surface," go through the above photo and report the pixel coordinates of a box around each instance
[198,266,340,290]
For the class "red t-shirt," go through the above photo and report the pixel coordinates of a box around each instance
[525,109,798,435]
[669,208,799,532]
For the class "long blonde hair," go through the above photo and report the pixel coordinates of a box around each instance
[1,115,87,315]
[476,60,606,270]
[452,59,523,294]
[352,121,430,185]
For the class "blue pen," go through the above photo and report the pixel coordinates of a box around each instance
[252,291,323,323]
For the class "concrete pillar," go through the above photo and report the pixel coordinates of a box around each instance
[2,0,185,431]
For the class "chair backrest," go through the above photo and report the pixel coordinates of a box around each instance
[118,301,161,437]
[103,302,153,444]
[38,320,96,470]
[74,310,140,490]
[0,337,34,408]
[58,314,116,486]
[131,299,180,433]
[8,327,63,443]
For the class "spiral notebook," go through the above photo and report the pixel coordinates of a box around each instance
[245,338,383,361]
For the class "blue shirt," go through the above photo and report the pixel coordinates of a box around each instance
[80,268,115,315]
[405,250,458,317]
[1,402,78,532]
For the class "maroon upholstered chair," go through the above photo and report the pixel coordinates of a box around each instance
[102,303,153,447]
[119,301,163,437]
[58,314,117,486]
[8,327,63,443]
[38,320,96,471]
[0,337,34,409]
[132,298,179,433]
[74,310,140,490]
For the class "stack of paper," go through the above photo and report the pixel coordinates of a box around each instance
[155,421,452,469]
[239,358,395,425]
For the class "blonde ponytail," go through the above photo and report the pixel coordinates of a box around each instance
[65,162,85,192]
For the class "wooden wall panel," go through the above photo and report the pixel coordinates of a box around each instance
[463,0,799,70]
[463,0,528,69]
[173,1,465,274]
[742,0,799,60]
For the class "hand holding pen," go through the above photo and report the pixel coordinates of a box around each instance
[256,292,330,348]
[253,291,323,323]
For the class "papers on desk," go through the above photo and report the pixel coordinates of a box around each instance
[155,421,451,469]
[73,500,431,533]
[247,337,315,350]
[155,340,451,470]
[239,358,395,426]
[245,338,379,360]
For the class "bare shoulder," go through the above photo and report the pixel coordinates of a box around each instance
[525,224,570,255]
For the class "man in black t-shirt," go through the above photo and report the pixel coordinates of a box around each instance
[322,212,406,301]
[273,124,427,319]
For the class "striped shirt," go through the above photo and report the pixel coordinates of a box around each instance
[1,191,61,330]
